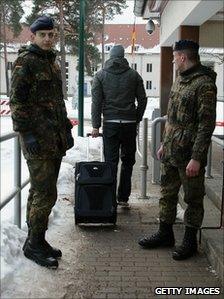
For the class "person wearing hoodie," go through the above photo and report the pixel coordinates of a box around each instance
[10,16,74,269]
[91,45,147,208]
[138,40,217,260]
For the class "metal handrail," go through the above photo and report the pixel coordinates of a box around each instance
[0,131,30,228]
[151,116,167,160]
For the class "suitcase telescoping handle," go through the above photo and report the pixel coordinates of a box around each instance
[86,133,104,162]
[86,133,103,137]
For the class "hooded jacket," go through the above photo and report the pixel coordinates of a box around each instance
[91,57,147,128]
[162,63,217,166]
[10,44,73,160]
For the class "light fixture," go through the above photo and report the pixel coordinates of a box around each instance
[145,18,155,35]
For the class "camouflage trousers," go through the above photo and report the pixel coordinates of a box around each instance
[26,158,62,235]
[159,162,205,229]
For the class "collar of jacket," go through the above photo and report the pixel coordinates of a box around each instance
[179,63,216,83]
[28,44,56,62]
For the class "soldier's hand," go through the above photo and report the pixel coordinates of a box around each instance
[66,131,74,148]
[92,128,99,138]
[157,144,164,160]
[186,159,200,177]
[22,132,41,155]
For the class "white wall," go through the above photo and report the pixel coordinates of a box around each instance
[159,0,224,46]
[1,50,223,101]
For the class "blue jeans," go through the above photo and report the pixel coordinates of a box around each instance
[103,122,137,202]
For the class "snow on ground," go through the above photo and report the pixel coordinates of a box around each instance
[0,97,159,296]
[1,117,102,292]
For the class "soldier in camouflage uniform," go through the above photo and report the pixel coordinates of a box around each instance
[138,40,217,260]
[10,16,74,268]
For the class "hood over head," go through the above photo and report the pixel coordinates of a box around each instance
[103,57,130,75]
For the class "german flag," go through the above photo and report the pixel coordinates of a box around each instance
[131,21,136,55]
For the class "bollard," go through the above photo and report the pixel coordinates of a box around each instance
[138,118,149,199]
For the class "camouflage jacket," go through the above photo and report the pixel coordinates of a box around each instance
[10,44,73,160]
[162,63,217,167]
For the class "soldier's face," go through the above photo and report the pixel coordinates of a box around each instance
[173,51,185,72]
[31,29,56,50]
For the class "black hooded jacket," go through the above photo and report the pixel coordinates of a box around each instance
[91,57,147,128]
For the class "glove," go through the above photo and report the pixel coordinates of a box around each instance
[22,132,41,155]
[66,131,74,148]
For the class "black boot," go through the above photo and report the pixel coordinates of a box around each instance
[39,232,62,259]
[138,221,175,248]
[172,226,198,260]
[23,234,58,269]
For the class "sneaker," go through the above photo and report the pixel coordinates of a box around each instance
[118,201,130,208]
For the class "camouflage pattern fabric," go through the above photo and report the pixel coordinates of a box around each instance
[159,163,205,228]
[10,44,73,160]
[162,63,217,167]
[26,158,62,234]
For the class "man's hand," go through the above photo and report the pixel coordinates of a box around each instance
[92,128,99,138]
[66,131,74,148]
[186,159,200,177]
[157,144,164,160]
[22,132,40,155]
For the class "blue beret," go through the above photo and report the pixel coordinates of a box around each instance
[30,16,54,33]
[173,40,199,52]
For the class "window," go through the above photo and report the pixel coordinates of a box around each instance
[131,63,137,71]
[146,80,152,90]
[7,62,13,70]
[65,62,69,90]
[134,45,139,52]
[105,45,112,52]
[146,63,152,72]
[91,65,98,73]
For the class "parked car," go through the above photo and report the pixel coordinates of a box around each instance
[213,96,224,138]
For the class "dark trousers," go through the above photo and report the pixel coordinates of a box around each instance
[103,122,137,202]
[26,158,62,234]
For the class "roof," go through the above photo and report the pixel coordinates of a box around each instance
[2,26,31,43]
[2,24,159,53]
[94,24,159,49]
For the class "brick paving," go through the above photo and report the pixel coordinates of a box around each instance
[68,197,223,299]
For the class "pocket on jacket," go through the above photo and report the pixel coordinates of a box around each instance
[36,73,52,101]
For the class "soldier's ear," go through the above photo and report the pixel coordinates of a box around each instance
[30,33,36,42]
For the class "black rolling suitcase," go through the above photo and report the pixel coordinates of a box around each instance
[74,135,117,225]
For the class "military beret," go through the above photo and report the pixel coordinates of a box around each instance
[173,40,199,52]
[30,15,54,33]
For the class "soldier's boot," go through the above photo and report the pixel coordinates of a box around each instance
[39,231,62,259]
[23,233,58,269]
[138,221,175,248]
[172,226,198,260]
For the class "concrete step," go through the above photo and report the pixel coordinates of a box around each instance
[180,191,224,285]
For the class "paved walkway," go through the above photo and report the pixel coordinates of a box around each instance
[2,132,223,299]
[63,150,223,299]
[66,196,223,299]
